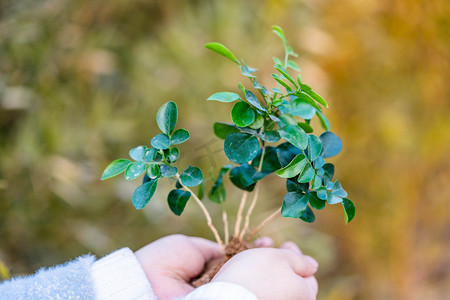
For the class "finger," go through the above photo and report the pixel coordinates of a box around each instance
[280,241,302,254]
[304,276,319,297]
[254,236,274,248]
[283,251,319,277]
[188,236,223,262]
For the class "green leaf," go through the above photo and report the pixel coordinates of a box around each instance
[319,131,343,158]
[251,147,282,174]
[167,189,191,216]
[101,159,132,180]
[156,101,178,135]
[245,90,265,111]
[303,89,328,107]
[272,25,288,48]
[299,206,315,223]
[259,131,281,143]
[278,125,308,150]
[311,174,322,190]
[125,162,146,180]
[231,101,256,127]
[287,60,300,71]
[205,42,239,64]
[160,165,177,177]
[249,114,264,129]
[323,163,335,181]
[290,98,316,120]
[132,179,158,209]
[224,133,260,164]
[210,165,233,196]
[167,147,180,162]
[342,198,356,223]
[272,74,292,91]
[307,192,325,210]
[317,187,329,200]
[208,184,226,204]
[146,164,161,179]
[281,192,307,218]
[295,92,322,111]
[129,146,146,161]
[276,153,306,178]
[197,181,205,200]
[151,133,170,150]
[314,156,325,169]
[171,129,190,145]
[273,56,283,66]
[207,92,241,103]
[332,180,348,197]
[298,122,314,133]
[180,166,203,187]
[229,164,257,191]
[275,64,298,88]
[213,122,240,139]
[308,135,322,161]
[316,111,330,131]
[275,142,302,167]
[144,148,158,161]
[240,62,257,78]
[297,160,314,183]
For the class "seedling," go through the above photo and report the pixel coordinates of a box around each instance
[102,26,355,277]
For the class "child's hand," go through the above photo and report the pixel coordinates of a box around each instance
[135,234,222,300]
[211,241,319,300]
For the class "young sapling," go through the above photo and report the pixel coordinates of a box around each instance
[101,25,355,284]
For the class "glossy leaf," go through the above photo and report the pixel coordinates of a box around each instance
[259,131,281,143]
[328,195,343,205]
[251,147,282,174]
[290,98,316,120]
[275,64,298,87]
[151,134,170,150]
[278,125,308,150]
[281,192,307,218]
[205,42,239,64]
[213,122,240,139]
[275,142,301,167]
[207,92,241,103]
[295,92,321,111]
[308,135,322,161]
[342,198,356,223]
[132,179,158,209]
[224,133,260,164]
[311,174,322,190]
[160,165,177,177]
[319,131,343,158]
[323,163,335,181]
[307,192,325,210]
[167,189,191,216]
[298,122,314,133]
[129,146,146,161]
[125,162,146,180]
[303,89,328,107]
[276,153,306,178]
[180,166,203,187]
[144,148,158,161]
[245,90,265,111]
[249,114,264,129]
[313,156,325,169]
[231,101,255,127]
[299,206,315,223]
[101,159,132,180]
[297,161,314,183]
[272,73,292,91]
[208,184,226,204]
[146,164,161,179]
[317,187,330,200]
[332,180,348,197]
[229,164,257,191]
[171,129,190,145]
[167,147,180,162]
[316,111,330,131]
[156,101,177,135]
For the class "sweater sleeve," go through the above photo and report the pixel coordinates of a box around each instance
[0,254,96,299]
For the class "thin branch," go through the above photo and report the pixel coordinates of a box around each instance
[239,146,266,240]
[222,206,229,245]
[234,191,248,237]
[175,174,225,250]
[246,207,281,241]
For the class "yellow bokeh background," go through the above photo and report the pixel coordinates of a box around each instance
[1,0,449,299]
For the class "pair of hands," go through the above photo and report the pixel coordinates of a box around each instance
[135,234,318,300]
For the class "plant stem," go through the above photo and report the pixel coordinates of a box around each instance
[175,173,225,250]
[221,204,229,245]
[239,145,265,240]
[234,191,248,237]
[246,207,281,241]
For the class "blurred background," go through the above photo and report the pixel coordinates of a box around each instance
[0,0,449,299]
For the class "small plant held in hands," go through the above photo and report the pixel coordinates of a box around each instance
[102,26,355,284]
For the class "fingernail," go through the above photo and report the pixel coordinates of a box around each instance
[305,256,319,271]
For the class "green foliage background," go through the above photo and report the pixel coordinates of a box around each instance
[1,0,449,298]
